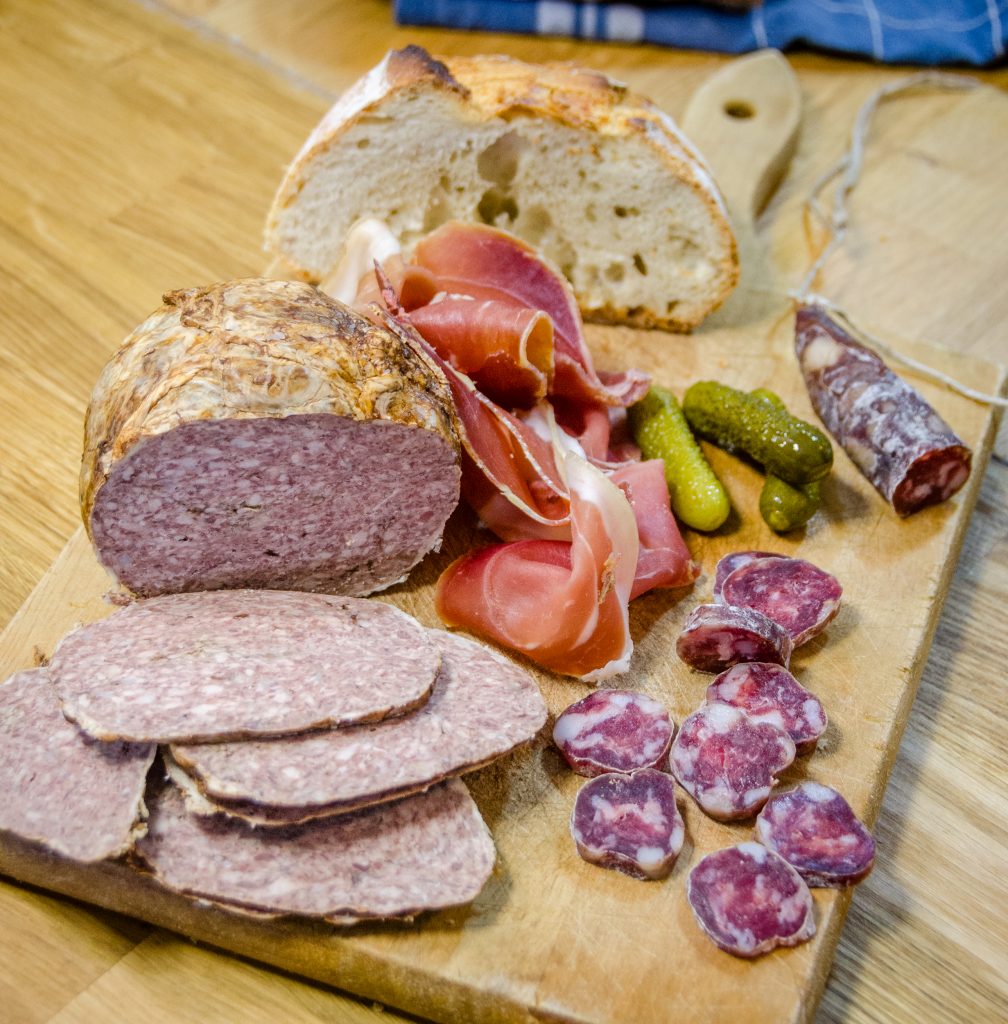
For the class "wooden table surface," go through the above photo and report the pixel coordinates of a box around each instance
[0,2,1005,1022]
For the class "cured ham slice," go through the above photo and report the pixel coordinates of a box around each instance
[437,452,637,681]
[407,297,554,408]
[411,223,650,409]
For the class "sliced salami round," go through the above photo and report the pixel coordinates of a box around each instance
[687,842,816,957]
[169,630,546,822]
[719,556,842,647]
[569,768,684,880]
[553,689,673,777]
[676,604,792,673]
[713,551,779,603]
[135,776,495,921]
[50,590,440,743]
[755,782,876,887]
[669,704,795,821]
[0,669,155,862]
[705,662,827,754]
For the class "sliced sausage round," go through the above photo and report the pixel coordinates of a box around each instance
[705,662,827,754]
[713,551,779,602]
[687,842,816,957]
[676,604,792,673]
[569,768,684,880]
[755,782,876,887]
[719,556,842,647]
[669,704,795,821]
[552,689,673,777]
[50,590,440,743]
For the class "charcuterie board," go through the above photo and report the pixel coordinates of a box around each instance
[1,44,1006,1024]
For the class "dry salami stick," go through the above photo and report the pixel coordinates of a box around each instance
[795,306,971,516]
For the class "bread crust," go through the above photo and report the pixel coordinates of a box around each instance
[81,278,459,539]
[265,47,738,332]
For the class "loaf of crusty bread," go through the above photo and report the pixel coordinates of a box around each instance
[265,46,738,333]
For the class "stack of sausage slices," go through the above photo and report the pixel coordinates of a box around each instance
[553,551,875,958]
[0,591,546,922]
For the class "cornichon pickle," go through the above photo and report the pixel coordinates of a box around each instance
[750,388,824,531]
[760,475,821,532]
[629,386,730,532]
[682,381,833,485]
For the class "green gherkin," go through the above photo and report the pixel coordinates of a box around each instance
[629,386,730,532]
[682,381,833,485]
[750,388,823,531]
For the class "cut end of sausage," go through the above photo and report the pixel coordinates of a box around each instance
[891,444,972,517]
[676,604,793,673]
[89,415,461,598]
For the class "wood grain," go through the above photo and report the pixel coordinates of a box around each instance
[0,1,1005,1023]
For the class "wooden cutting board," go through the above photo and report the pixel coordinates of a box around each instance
[1,48,1006,1024]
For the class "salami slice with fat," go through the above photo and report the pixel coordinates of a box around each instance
[135,777,495,921]
[569,769,684,880]
[676,604,792,673]
[0,669,155,862]
[713,551,778,602]
[50,591,439,743]
[669,704,795,821]
[687,842,816,957]
[169,630,546,823]
[553,689,673,777]
[755,782,876,887]
[705,662,827,754]
[720,556,842,647]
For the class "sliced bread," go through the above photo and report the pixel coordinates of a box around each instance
[265,46,738,332]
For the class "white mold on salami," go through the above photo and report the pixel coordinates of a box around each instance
[135,777,495,921]
[705,662,827,754]
[719,556,842,647]
[795,306,971,516]
[0,669,155,862]
[169,630,546,823]
[569,768,685,880]
[712,551,778,603]
[552,689,673,777]
[669,704,795,821]
[755,782,876,888]
[50,590,440,744]
[687,842,816,957]
[82,279,461,599]
[676,604,792,673]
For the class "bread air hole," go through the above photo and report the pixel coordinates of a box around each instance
[633,253,648,276]
[477,130,528,186]
[478,187,518,226]
[605,262,625,283]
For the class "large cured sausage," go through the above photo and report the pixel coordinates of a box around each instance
[50,591,440,744]
[669,704,795,821]
[552,690,673,777]
[82,279,460,598]
[569,769,684,880]
[676,604,792,673]
[755,782,876,887]
[719,556,842,647]
[135,777,495,921]
[169,630,546,824]
[687,843,816,957]
[795,306,971,516]
[0,669,155,862]
[705,662,827,754]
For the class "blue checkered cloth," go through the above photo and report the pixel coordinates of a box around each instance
[394,1,1008,65]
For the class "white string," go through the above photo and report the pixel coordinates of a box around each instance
[788,72,1008,408]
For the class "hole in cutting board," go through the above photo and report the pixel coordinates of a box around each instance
[724,100,755,119]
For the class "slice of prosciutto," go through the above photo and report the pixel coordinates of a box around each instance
[437,450,638,680]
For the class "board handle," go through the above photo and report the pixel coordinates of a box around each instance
[681,49,802,224]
